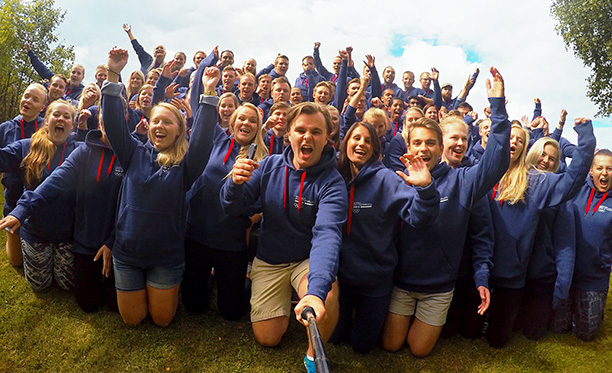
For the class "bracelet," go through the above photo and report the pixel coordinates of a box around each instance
[108,69,121,76]
[203,90,217,96]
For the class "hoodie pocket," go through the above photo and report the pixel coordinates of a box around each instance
[116,205,177,257]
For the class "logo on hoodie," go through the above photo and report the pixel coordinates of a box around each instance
[352,201,373,214]
[598,205,612,213]
[294,196,315,209]
[114,166,124,178]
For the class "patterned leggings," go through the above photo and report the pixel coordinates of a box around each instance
[21,239,74,292]
[552,288,607,341]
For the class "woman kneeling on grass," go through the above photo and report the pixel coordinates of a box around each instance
[0,100,79,291]
[102,47,218,327]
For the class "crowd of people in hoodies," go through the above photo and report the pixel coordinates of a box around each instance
[0,24,610,371]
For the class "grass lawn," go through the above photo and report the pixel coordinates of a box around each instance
[1,240,612,371]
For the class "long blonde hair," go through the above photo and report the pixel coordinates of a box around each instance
[21,100,75,188]
[496,124,530,204]
[525,137,561,173]
[148,103,188,167]
[125,70,145,99]
[228,103,268,163]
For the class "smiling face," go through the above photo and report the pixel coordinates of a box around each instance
[173,52,186,70]
[419,73,431,90]
[441,86,453,101]
[232,106,259,146]
[442,121,468,168]
[290,87,303,105]
[194,52,206,67]
[332,57,342,74]
[347,125,374,170]
[510,126,526,163]
[313,86,331,104]
[402,72,415,89]
[288,112,328,169]
[19,85,47,121]
[146,71,160,86]
[258,76,271,93]
[425,105,438,121]
[222,69,237,89]
[243,58,257,74]
[130,71,144,89]
[46,102,74,145]
[149,106,181,152]
[536,144,559,171]
[408,126,443,170]
[363,112,388,139]
[591,154,612,192]
[70,66,84,86]
[218,96,237,126]
[479,119,491,146]
[95,68,107,85]
[383,67,395,85]
[48,76,67,101]
[221,51,234,66]
[239,76,256,99]
[82,84,100,106]
[153,45,166,61]
[390,100,404,121]
[270,107,289,134]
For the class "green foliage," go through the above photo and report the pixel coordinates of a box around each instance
[0,0,74,122]
[551,0,612,116]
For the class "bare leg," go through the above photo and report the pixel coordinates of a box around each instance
[252,316,289,346]
[6,231,22,267]
[147,284,180,327]
[380,312,411,352]
[407,318,442,357]
[117,289,148,325]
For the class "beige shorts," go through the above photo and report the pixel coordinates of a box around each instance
[249,257,310,322]
[388,286,454,326]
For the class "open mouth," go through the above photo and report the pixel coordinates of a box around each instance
[537,162,547,170]
[354,148,366,156]
[155,132,166,142]
[301,145,313,156]
[600,177,609,189]
[510,145,516,153]
[54,125,65,136]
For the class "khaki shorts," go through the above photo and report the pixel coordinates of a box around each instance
[388,286,454,326]
[249,257,310,322]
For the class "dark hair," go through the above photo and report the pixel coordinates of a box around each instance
[594,148,612,159]
[271,76,291,89]
[337,122,381,182]
[456,102,473,111]
[221,50,234,58]
[407,95,423,107]
[50,74,68,86]
[270,101,291,114]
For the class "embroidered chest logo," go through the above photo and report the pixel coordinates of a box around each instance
[598,205,612,213]
[114,166,124,178]
[293,196,315,209]
[352,202,373,214]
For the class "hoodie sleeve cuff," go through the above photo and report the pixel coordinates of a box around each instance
[101,81,123,97]
[414,179,437,200]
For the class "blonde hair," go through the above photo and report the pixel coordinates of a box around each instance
[148,103,188,167]
[496,124,530,204]
[76,83,101,112]
[126,70,146,99]
[228,103,268,163]
[363,108,391,132]
[21,100,75,188]
[525,137,561,173]
[402,107,425,144]
[439,116,468,135]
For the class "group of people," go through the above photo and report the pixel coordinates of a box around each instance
[0,27,610,372]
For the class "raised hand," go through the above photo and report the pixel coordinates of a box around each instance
[338,49,348,60]
[135,117,149,135]
[314,42,321,49]
[24,42,31,52]
[165,82,180,99]
[161,60,176,78]
[364,54,375,68]
[122,23,131,33]
[485,67,504,98]
[107,48,129,80]
[396,153,432,187]
[574,118,591,128]
[430,67,439,81]
[77,109,92,130]
[202,66,220,91]
[559,109,568,127]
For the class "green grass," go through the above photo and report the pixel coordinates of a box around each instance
[2,239,612,372]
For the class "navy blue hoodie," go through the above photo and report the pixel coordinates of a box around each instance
[0,115,44,216]
[393,97,511,294]
[264,129,286,155]
[338,159,439,297]
[27,50,84,100]
[0,134,80,243]
[220,146,348,301]
[186,125,255,252]
[101,80,217,268]
[10,130,123,256]
[488,121,596,289]
[570,179,612,292]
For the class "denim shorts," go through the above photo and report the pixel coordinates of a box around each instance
[113,257,185,292]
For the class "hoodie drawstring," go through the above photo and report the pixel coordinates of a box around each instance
[20,119,38,139]
[47,142,67,170]
[585,187,608,215]
[492,183,503,206]
[223,138,235,164]
[282,166,307,213]
[96,149,116,182]
[269,136,274,156]
[346,184,355,236]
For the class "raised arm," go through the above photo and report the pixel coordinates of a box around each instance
[123,24,153,75]
[464,67,511,201]
[313,42,333,81]
[25,43,54,80]
[101,48,138,169]
[331,49,348,111]
[183,67,220,187]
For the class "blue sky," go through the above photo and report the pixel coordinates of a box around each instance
[47,0,611,149]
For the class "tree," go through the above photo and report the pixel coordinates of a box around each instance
[0,0,74,122]
[551,0,612,116]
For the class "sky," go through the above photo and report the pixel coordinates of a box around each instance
[48,0,611,149]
